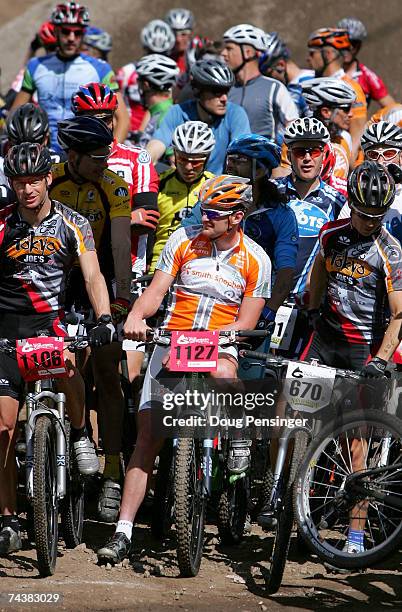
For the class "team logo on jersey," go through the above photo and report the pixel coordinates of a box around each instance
[86,190,95,202]
[138,150,151,164]
[115,187,129,197]
[7,235,62,263]
[326,253,372,279]
[338,235,350,245]
[288,200,330,238]
[82,209,103,223]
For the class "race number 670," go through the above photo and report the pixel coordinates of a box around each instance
[289,380,322,401]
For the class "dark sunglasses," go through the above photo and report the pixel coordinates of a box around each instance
[351,205,386,220]
[337,104,352,113]
[85,151,111,162]
[60,27,84,37]
[291,146,324,159]
[200,206,233,220]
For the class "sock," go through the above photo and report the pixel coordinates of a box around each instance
[103,454,121,481]
[116,520,133,540]
[3,515,20,533]
[71,426,88,442]
[348,528,364,546]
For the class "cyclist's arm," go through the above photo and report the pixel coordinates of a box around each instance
[308,252,328,309]
[78,250,111,319]
[9,89,31,111]
[146,139,167,163]
[266,269,294,311]
[375,291,402,361]
[378,94,395,108]
[126,269,175,322]
[114,92,130,143]
[220,297,266,331]
[111,216,132,301]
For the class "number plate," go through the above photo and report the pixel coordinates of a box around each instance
[270,305,297,350]
[283,361,336,412]
[16,337,68,382]
[170,331,219,372]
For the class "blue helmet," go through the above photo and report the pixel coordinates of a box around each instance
[227,134,281,170]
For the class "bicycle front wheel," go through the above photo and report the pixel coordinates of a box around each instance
[174,437,206,577]
[33,416,58,576]
[294,409,402,570]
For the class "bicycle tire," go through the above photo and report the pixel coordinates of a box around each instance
[174,436,205,577]
[265,431,308,594]
[60,422,85,548]
[294,409,402,570]
[151,439,175,540]
[217,475,248,544]
[33,415,58,577]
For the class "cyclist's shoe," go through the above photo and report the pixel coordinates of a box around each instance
[98,478,121,523]
[0,527,22,555]
[227,439,252,474]
[257,504,277,529]
[343,540,365,554]
[97,532,131,565]
[73,438,99,475]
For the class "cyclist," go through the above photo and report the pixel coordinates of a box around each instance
[164,8,198,75]
[305,161,402,553]
[81,26,113,61]
[116,19,176,135]
[320,141,347,197]
[50,116,132,521]
[150,120,215,272]
[221,24,298,141]
[0,142,114,554]
[337,17,395,108]
[135,54,180,150]
[10,2,129,151]
[146,58,251,174]
[258,32,311,118]
[307,28,367,163]
[97,175,271,563]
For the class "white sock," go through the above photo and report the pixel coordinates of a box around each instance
[116,520,133,540]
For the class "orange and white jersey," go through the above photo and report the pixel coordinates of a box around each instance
[332,130,352,181]
[156,226,271,331]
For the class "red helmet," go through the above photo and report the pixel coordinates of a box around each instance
[51,2,90,26]
[321,142,336,182]
[71,82,118,114]
[38,21,57,48]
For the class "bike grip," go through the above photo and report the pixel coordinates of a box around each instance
[237,329,271,337]
[240,349,271,361]
[132,273,153,285]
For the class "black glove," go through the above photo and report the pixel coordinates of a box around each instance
[307,309,321,332]
[88,315,115,348]
[360,356,388,379]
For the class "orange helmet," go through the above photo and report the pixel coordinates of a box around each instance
[198,175,252,211]
[308,28,351,51]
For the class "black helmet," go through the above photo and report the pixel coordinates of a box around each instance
[57,115,113,152]
[348,161,395,212]
[4,142,52,178]
[190,59,234,91]
[7,104,49,144]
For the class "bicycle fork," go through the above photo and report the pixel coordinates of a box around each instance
[25,389,68,500]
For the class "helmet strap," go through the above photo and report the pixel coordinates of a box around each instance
[232,44,257,75]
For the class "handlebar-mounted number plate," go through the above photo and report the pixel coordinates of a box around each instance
[170,331,219,372]
[16,337,68,381]
[284,361,336,412]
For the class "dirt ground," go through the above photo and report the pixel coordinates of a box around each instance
[1,506,401,612]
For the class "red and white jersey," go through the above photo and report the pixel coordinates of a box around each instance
[108,141,159,274]
[116,63,146,132]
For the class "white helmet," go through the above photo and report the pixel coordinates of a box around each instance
[361,121,402,152]
[164,8,194,31]
[284,117,330,145]
[223,23,270,52]
[172,121,215,155]
[136,54,179,90]
[141,19,175,54]
[302,77,356,108]
[337,17,367,42]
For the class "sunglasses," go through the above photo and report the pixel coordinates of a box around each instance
[200,206,233,220]
[291,146,324,159]
[60,27,84,37]
[350,204,386,220]
[337,104,352,113]
[175,152,207,167]
[366,148,400,162]
[85,151,111,162]
[206,88,230,98]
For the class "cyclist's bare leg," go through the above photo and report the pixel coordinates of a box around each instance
[126,350,144,383]
[119,409,164,522]
[57,350,86,429]
[210,354,238,381]
[0,398,19,516]
[350,436,369,530]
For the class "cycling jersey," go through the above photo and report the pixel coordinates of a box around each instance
[228,75,298,142]
[49,163,131,252]
[0,200,95,315]
[331,69,367,121]
[367,103,402,127]
[152,99,251,174]
[318,218,402,344]
[348,61,389,105]
[0,183,16,209]
[139,98,173,149]
[274,176,345,294]
[156,225,271,330]
[116,62,146,131]
[108,141,159,274]
[287,83,309,118]
[150,168,214,272]
[21,53,118,152]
